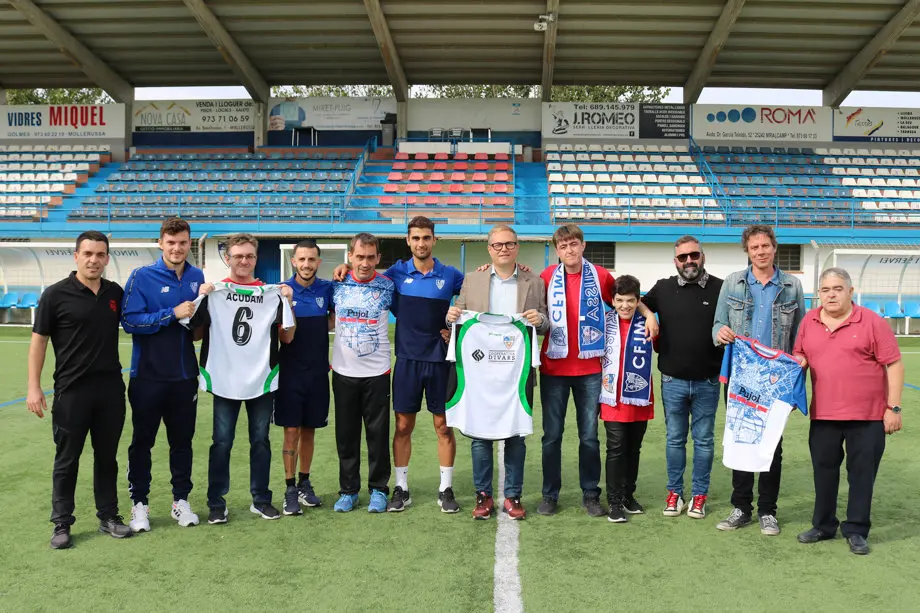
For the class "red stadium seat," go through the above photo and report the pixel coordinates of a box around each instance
[392,161,407,170]
[474,152,489,160]
[408,172,424,181]
[433,161,448,170]
[414,152,429,160]
[472,172,487,182]
[406,183,420,193]
[429,171,444,181]
[495,162,510,171]
[453,152,469,161]
[449,183,463,193]
[447,196,461,205]
[412,161,428,170]
[434,152,449,160]
[424,196,439,205]
[384,183,398,193]
[427,184,442,193]
[472,184,485,193]
[492,197,509,205]
[450,172,466,181]
[380,196,395,205]
[406,196,418,205]
[495,153,509,161]
[453,162,469,171]
[395,152,409,160]
[494,172,509,182]
[494,184,509,193]
[387,172,403,181]
[473,162,489,171]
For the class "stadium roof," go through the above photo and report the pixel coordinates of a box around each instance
[2,0,920,105]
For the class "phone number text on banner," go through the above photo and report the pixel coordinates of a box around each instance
[2,104,125,139]
[132,100,254,133]
[834,107,920,143]
[691,105,832,142]
[542,102,639,139]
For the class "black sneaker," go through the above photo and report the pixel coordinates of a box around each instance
[50,524,72,549]
[208,507,228,524]
[99,515,133,538]
[283,485,303,516]
[250,502,281,520]
[438,487,460,513]
[537,497,558,516]
[583,495,606,518]
[607,503,628,523]
[623,496,645,514]
[387,486,412,512]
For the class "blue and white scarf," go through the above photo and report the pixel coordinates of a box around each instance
[599,310,653,407]
[546,259,605,360]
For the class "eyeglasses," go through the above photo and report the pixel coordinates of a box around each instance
[489,241,519,251]
[675,251,702,263]
[229,254,256,262]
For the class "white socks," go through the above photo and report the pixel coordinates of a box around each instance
[395,466,409,491]
[439,466,453,492]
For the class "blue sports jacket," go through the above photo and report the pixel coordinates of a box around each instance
[121,257,205,381]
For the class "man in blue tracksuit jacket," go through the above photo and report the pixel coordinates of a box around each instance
[121,218,205,532]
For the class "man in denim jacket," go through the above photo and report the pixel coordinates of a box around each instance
[711,225,805,537]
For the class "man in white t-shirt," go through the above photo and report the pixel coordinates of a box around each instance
[330,232,396,514]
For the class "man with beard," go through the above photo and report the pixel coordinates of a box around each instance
[334,216,464,513]
[640,236,724,520]
[276,239,334,515]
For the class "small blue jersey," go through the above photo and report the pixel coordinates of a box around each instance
[386,258,464,363]
[279,276,334,373]
[719,335,807,472]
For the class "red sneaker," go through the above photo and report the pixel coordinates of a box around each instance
[503,497,526,520]
[472,491,494,520]
[663,490,685,517]
[688,494,708,519]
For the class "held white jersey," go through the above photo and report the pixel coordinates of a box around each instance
[182,282,295,400]
[445,312,540,440]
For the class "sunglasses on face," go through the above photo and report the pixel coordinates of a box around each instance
[675,251,702,263]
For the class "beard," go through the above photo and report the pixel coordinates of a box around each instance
[678,263,702,282]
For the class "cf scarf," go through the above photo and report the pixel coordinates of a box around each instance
[546,259,604,360]
[599,310,653,407]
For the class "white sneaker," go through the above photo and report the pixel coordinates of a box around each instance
[171,499,200,527]
[130,502,150,533]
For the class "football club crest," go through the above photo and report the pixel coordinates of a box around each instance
[602,374,616,393]
[436,279,446,290]
[503,335,514,348]
[372,291,381,300]
[316,297,325,309]
[551,327,567,346]
[624,372,649,393]
[769,372,779,385]
[581,325,603,345]
[190,281,199,293]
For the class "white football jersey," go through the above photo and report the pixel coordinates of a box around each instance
[183,282,295,400]
[445,312,540,440]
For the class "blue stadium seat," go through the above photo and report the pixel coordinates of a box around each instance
[883,301,905,319]
[904,301,920,319]
[862,301,883,316]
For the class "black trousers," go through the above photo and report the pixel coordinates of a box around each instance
[731,438,783,517]
[605,421,648,504]
[50,375,126,526]
[810,420,885,538]
[332,371,391,496]
[127,377,198,505]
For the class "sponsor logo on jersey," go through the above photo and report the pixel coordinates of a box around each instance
[403,278,413,284]
[551,327,567,346]
[624,372,648,393]
[160,285,171,293]
[109,299,117,312]
[489,350,516,363]
[436,279,445,290]
[472,349,485,362]
[581,325,603,345]
[292,301,298,307]
[226,292,264,303]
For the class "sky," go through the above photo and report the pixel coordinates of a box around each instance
[134,85,920,108]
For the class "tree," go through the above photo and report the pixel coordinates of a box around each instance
[422,84,536,99]
[272,84,393,98]
[416,84,670,102]
[5,88,110,105]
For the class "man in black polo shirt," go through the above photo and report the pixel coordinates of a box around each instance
[641,235,724,521]
[27,230,132,549]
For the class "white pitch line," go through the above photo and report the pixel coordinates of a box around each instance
[494,440,524,613]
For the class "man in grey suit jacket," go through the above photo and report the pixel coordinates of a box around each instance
[447,224,549,520]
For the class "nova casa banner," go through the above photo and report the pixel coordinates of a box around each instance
[691,104,832,142]
[1,104,125,139]
[132,99,254,132]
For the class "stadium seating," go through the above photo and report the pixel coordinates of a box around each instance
[69,149,360,223]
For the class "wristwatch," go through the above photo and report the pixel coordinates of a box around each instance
[888,405,902,414]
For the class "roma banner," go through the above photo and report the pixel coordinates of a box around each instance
[691,104,832,142]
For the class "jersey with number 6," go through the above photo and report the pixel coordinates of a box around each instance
[185,282,295,400]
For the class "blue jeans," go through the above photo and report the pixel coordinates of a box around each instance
[539,373,602,501]
[471,437,525,498]
[207,393,274,509]
[660,375,720,497]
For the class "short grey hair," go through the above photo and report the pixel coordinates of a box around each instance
[819,267,852,288]
[674,235,702,251]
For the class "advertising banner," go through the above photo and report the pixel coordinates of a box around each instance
[132,99,254,132]
[833,107,920,143]
[691,104,832,141]
[638,104,689,139]
[542,102,639,139]
[1,104,125,139]
[268,97,396,131]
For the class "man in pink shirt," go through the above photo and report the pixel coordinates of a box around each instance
[793,267,904,556]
